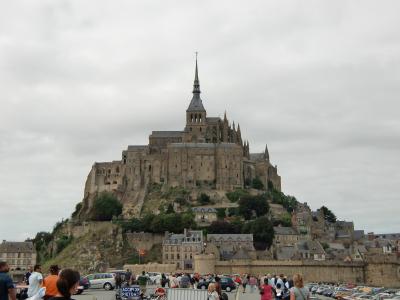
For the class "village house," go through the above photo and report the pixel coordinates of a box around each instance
[162,229,204,270]
[0,241,36,271]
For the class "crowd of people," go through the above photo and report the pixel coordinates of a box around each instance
[115,270,310,300]
[0,261,81,300]
[1,260,310,300]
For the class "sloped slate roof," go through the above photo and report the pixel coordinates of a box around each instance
[231,248,251,260]
[0,241,35,253]
[192,207,217,213]
[276,246,296,260]
[207,234,253,242]
[274,226,298,235]
[150,131,183,138]
[187,95,206,112]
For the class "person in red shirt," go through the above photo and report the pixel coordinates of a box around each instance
[260,278,273,300]
[43,265,60,300]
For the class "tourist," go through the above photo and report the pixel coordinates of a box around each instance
[179,273,190,288]
[161,273,167,288]
[214,276,222,298]
[43,265,60,300]
[207,283,219,300]
[0,262,16,300]
[48,269,80,300]
[125,269,132,285]
[290,274,309,300]
[275,283,283,300]
[249,275,258,293]
[115,273,122,289]
[27,264,43,298]
[25,267,33,285]
[242,274,248,293]
[260,278,273,300]
[137,271,148,295]
[170,274,178,288]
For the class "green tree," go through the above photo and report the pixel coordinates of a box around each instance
[207,221,242,234]
[71,202,82,218]
[166,203,175,214]
[198,193,211,205]
[251,178,264,190]
[242,216,274,250]
[216,208,226,220]
[91,192,122,221]
[238,194,269,220]
[321,206,337,223]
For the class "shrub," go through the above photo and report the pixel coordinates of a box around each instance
[91,192,122,221]
[273,212,292,227]
[226,188,249,203]
[56,235,73,254]
[251,178,264,190]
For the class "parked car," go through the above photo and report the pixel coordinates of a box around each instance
[84,273,115,290]
[79,277,91,290]
[220,277,236,292]
[147,272,162,285]
[197,279,211,290]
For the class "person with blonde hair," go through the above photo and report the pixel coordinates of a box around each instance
[290,274,309,300]
[208,283,219,300]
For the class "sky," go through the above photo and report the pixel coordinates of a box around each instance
[0,0,399,241]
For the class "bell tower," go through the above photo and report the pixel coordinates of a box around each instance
[184,53,207,142]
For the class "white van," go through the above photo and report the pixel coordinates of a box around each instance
[85,273,115,290]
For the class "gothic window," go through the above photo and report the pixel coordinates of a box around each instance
[200,127,202,132]
[116,167,120,173]
[191,114,193,122]
[190,127,192,131]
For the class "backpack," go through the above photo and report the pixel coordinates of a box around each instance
[221,293,228,300]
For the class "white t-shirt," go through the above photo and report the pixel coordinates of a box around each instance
[28,272,43,297]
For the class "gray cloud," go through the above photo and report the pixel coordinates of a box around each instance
[1,0,399,240]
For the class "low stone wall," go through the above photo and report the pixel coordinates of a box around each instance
[123,263,176,274]
[214,260,365,284]
[194,256,400,288]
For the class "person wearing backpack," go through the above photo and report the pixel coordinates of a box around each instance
[290,274,310,300]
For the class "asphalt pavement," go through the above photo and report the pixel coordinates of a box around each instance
[74,285,262,300]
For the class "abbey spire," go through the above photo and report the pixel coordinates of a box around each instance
[187,53,205,112]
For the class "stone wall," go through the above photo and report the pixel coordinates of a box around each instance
[63,221,117,239]
[125,232,164,251]
[219,260,364,284]
[364,254,400,288]
[123,263,176,274]
[193,256,400,287]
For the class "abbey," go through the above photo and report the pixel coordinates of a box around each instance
[83,59,281,215]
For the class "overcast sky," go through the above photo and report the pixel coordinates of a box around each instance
[1,1,399,241]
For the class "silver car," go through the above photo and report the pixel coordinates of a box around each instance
[85,273,116,290]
